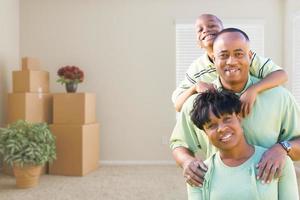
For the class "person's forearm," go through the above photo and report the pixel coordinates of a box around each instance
[288,137,300,161]
[172,147,195,168]
[251,70,288,93]
[174,86,197,112]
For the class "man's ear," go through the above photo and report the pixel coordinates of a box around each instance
[248,50,253,60]
[212,55,216,62]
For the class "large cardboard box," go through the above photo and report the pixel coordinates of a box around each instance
[13,70,49,93]
[7,93,53,124]
[53,93,96,124]
[21,57,41,70]
[49,123,99,176]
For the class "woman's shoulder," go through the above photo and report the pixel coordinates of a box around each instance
[254,145,267,154]
[250,145,267,163]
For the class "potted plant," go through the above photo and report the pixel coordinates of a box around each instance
[0,120,56,189]
[57,65,84,93]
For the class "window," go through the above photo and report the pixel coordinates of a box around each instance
[292,16,300,104]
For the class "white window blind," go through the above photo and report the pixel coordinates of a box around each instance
[292,16,300,104]
[175,20,265,86]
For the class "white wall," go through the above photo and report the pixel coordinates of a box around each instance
[284,0,300,89]
[19,0,284,162]
[0,0,19,126]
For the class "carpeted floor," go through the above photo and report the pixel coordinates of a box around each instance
[1,165,300,200]
[0,165,187,200]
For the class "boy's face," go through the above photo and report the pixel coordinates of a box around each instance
[195,15,223,50]
[213,32,252,86]
[203,111,243,151]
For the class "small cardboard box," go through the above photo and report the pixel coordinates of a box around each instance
[53,93,96,124]
[49,123,99,176]
[7,93,53,124]
[21,57,41,70]
[13,70,49,93]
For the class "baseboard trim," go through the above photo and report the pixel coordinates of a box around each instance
[99,160,175,166]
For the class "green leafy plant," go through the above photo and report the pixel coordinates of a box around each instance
[0,120,56,167]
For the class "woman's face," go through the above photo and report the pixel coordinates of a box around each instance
[203,111,243,151]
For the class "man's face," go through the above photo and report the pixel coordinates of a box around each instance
[213,32,252,86]
[195,15,223,49]
[203,111,243,151]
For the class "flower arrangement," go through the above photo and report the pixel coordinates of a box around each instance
[57,65,84,84]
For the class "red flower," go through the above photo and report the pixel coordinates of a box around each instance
[57,65,84,84]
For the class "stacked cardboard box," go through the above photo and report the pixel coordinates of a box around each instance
[3,57,52,175]
[49,93,99,176]
[7,57,52,124]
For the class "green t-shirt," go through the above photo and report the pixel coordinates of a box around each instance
[170,76,300,158]
[187,146,299,200]
[172,52,282,103]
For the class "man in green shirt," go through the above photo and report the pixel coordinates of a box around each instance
[172,14,287,116]
[170,28,300,198]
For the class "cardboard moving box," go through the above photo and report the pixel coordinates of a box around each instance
[49,123,99,176]
[21,57,41,70]
[7,93,53,124]
[53,93,96,124]
[13,70,49,93]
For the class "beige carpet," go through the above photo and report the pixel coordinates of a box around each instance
[0,165,187,200]
[1,165,300,200]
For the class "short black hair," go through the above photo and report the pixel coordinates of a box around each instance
[190,90,241,130]
[198,14,224,28]
[214,27,250,44]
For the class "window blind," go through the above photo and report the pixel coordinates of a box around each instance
[292,16,300,104]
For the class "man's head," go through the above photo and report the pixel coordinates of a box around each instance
[195,14,223,50]
[191,90,244,150]
[212,28,252,92]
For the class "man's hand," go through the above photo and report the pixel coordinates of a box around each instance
[240,86,257,117]
[256,144,287,184]
[195,81,216,93]
[182,158,208,187]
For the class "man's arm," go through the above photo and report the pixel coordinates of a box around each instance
[172,147,207,187]
[287,137,300,160]
[257,90,300,183]
[240,70,288,116]
[174,86,197,112]
[174,82,216,112]
[170,96,211,187]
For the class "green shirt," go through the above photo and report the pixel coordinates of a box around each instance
[187,146,299,200]
[172,52,282,103]
[170,76,300,158]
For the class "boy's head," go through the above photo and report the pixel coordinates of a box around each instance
[191,90,241,130]
[195,14,223,50]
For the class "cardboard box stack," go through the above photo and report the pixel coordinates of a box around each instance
[49,93,99,176]
[3,57,52,175]
[7,57,52,124]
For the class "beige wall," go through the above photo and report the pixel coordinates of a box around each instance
[284,0,300,89]
[19,0,284,163]
[0,0,19,126]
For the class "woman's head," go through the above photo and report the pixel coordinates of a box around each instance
[191,90,244,150]
[191,90,241,130]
